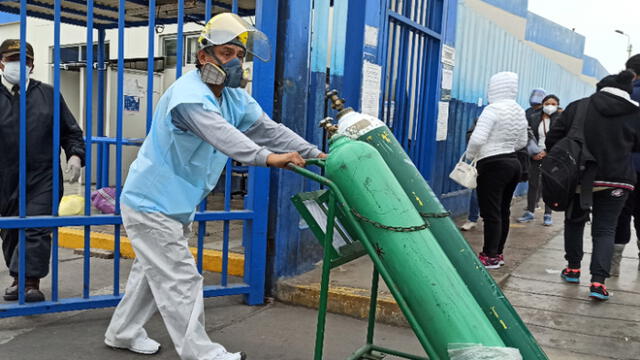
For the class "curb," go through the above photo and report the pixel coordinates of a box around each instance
[276,279,408,327]
[58,228,245,276]
[276,272,512,328]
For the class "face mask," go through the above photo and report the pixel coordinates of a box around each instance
[2,61,30,85]
[220,57,248,88]
[199,48,248,89]
[543,105,557,115]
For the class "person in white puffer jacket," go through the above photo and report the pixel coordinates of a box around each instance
[465,71,528,269]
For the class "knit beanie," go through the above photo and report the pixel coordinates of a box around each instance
[529,88,546,106]
[596,70,635,94]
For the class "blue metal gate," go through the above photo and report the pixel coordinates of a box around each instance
[0,0,274,318]
[379,0,446,180]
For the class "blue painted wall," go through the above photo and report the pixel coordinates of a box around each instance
[582,55,609,81]
[481,0,528,18]
[0,11,19,24]
[525,12,585,59]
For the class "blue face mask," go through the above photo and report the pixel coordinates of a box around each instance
[220,57,247,88]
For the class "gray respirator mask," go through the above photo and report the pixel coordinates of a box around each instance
[200,48,248,88]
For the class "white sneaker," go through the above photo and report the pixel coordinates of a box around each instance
[105,336,161,355]
[460,221,477,231]
[215,352,247,360]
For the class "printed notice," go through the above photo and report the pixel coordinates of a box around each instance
[360,61,382,117]
[364,25,378,48]
[442,68,453,90]
[436,101,449,141]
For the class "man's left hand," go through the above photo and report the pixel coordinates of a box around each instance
[317,153,328,159]
[66,155,82,183]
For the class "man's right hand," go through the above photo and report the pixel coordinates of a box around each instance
[266,152,306,168]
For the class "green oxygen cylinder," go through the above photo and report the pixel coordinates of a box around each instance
[325,135,505,359]
[334,109,548,360]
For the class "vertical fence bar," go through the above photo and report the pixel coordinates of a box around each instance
[115,0,125,214]
[83,0,95,299]
[198,0,211,275]
[113,0,126,295]
[244,0,276,306]
[51,0,62,303]
[175,0,184,78]
[146,0,156,134]
[221,160,232,287]
[205,0,212,20]
[97,29,106,188]
[17,0,27,305]
[197,200,206,274]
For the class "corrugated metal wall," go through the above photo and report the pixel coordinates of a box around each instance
[433,4,595,214]
[525,11,585,59]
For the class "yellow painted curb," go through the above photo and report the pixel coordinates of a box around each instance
[58,228,245,276]
[277,281,408,327]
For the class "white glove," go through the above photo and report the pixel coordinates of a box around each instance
[66,155,82,183]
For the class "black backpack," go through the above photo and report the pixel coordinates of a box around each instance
[541,100,596,211]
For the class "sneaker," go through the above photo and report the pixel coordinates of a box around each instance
[517,211,535,223]
[543,214,553,226]
[561,268,581,283]
[460,221,477,231]
[497,254,505,266]
[479,253,501,269]
[589,282,609,301]
[214,352,248,360]
[105,336,161,355]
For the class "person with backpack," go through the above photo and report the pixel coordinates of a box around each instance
[545,70,640,301]
[465,72,528,268]
[518,95,562,226]
[612,55,640,276]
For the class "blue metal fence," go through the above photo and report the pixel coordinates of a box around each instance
[0,0,271,318]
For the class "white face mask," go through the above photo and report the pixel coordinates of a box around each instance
[543,105,557,115]
[2,61,30,85]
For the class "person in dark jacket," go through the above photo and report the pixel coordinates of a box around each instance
[612,55,640,276]
[518,94,561,226]
[0,40,85,302]
[546,70,640,301]
[524,88,546,120]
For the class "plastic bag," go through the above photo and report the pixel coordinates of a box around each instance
[448,343,522,360]
[91,187,116,214]
[58,195,85,216]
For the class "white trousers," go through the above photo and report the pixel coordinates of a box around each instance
[105,205,227,360]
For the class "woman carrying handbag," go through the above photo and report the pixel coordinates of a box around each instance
[464,72,528,269]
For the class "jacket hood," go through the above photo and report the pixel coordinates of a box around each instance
[488,72,518,104]
[591,90,639,117]
[632,79,640,102]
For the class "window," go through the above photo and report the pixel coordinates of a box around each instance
[51,43,110,64]
[162,32,200,68]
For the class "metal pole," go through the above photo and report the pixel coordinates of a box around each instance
[51,0,62,303]
[176,0,185,78]
[83,0,95,300]
[146,0,156,134]
[97,28,106,188]
[17,0,27,305]
[313,193,336,360]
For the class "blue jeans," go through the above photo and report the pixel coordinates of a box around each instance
[468,189,479,222]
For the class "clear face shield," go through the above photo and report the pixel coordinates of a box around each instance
[198,13,271,62]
